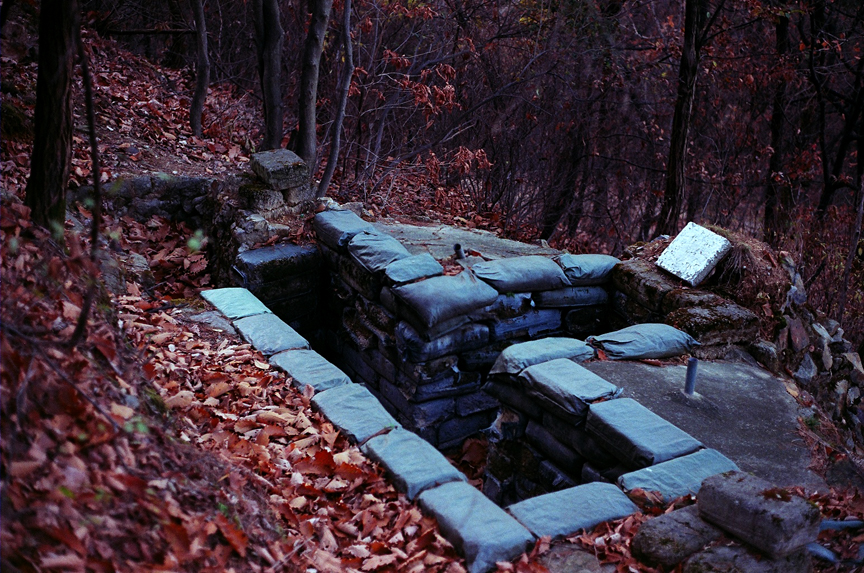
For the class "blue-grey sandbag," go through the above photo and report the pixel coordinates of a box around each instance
[313,209,375,250]
[490,337,595,375]
[555,254,620,285]
[533,286,609,308]
[396,321,490,362]
[587,323,699,360]
[472,255,571,293]
[347,230,412,273]
[393,271,499,329]
[384,252,443,285]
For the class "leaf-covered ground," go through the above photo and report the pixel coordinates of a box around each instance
[3,16,864,573]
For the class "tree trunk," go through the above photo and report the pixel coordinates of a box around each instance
[189,0,209,137]
[317,0,353,198]
[253,0,284,150]
[297,0,334,169]
[25,0,77,231]
[656,0,704,236]
[764,15,793,247]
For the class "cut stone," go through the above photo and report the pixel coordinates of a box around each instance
[384,253,444,285]
[611,259,679,313]
[361,428,466,500]
[507,482,638,539]
[269,349,351,393]
[314,209,376,250]
[311,383,401,443]
[660,288,727,314]
[417,481,535,573]
[683,545,811,573]
[233,243,320,285]
[656,222,732,286]
[586,398,702,469]
[519,358,621,423]
[490,337,595,376]
[665,302,759,347]
[617,449,739,502]
[233,313,310,356]
[250,149,310,196]
[201,287,271,320]
[631,505,723,568]
[697,471,821,558]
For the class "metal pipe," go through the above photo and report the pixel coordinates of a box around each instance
[684,357,698,395]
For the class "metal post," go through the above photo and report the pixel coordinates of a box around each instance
[684,357,698,395]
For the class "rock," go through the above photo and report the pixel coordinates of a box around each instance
[661,288,727,315]
[656,223,733,286]
[311,383,400,443]
[631,505,723,568]
[776,326,789,353]
[240,182,285,212]
[664,303,759,347]
[611,259,679,313]
[847,385,860,407]
[788,317,810,354]
[249,149,311,205]
[361,428,466,500]
[812,322,831,344]
[844,352,864,376]
[697,471,821,558]
[538,544,607,573]
[683,545,811,573]
[748,339,780,373]
[201,287,271,320]
[821,342,833,372]
[507,482,638,539]
[826,318,841,336]
[793,354,817,386]
[233,313,310,356]
[417,481,535,573]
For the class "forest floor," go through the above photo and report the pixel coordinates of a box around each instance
[3,17,864,573]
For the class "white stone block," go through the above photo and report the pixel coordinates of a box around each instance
[656,222,732,286]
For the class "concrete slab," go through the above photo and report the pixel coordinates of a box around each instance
[373,219,560,260]
[583,360,826,489]
[656,222,732,286]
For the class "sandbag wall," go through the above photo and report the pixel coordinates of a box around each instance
[483,339,737,505]
[312,209,620,449]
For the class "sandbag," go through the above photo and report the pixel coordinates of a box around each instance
[472,256,571,293]
[555,254,620,286]
[396,321,490,362]
[314,209,375,250]
[393,271,499,329]
[518,358,622,423]
[490,337,595,375]
[471,293,534,320]
[533,286,609,308]
[348,230,412,273]
[384,253,443,285]
[587,323,699,360]
[487,309,562,341]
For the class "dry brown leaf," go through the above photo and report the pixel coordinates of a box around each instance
[164,391,195,409]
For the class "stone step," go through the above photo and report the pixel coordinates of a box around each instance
[617,448,739,502]
[233,313,309,356]
[269,349,351,393]
[631,505,723,568]
[507,482,638,539]
[586,398,702,469]
[311,383,400,444]
[417,481,535,573]
[361,428,466,500]
[201,287,271,320]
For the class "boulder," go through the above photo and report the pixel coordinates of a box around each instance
[632,505,723,568]
[664,302,759,347]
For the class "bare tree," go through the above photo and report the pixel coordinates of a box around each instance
[189,0,209,137]
[25,0,78,230]
[317,0,353,197]
[297,0,334,168]
[253,0,284,150]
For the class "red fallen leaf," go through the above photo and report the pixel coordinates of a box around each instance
[214,513,248,557]
[142,362,158,380]
[596,348,608,361]
[362,553,399,570]
[163,521,191,562]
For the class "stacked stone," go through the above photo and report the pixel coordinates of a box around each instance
[312,209,620,448]
[483,338,738,505]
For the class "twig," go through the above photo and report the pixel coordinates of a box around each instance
[66,12,103,349]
